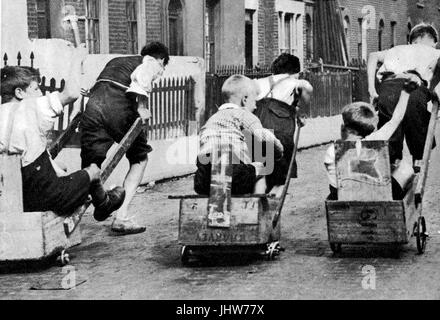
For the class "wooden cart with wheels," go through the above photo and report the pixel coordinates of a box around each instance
[325,99,438,254]
[170,117,303,265]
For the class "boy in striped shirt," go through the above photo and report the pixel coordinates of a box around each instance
[194,75,284,195]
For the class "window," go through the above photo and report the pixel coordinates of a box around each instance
[169,0,184,56]
[279,12,301,56]
[343,16,350,59]
[36,0,51,38]
[126,0,138,54]
[85,0,101,54]
[407,22,412,44]
[245,10,254,68]
[205,0,218,72]
[378,19,384,51]
[390,21,397,48]
[305,14,313,60]
[358,18,363,60]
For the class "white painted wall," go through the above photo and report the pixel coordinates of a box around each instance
[0,0,32,64]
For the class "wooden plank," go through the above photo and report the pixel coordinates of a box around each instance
[207,148,233,228]
[415,99,439,205]
[326,201,408,244]
[42,211,82,256]
[0,212,44,261]
[179,197,279,246]
[48,113,82,159]
[335,140,393,201]
[0,211,81,262]
[101,118,144,183]
[0,154,24,213]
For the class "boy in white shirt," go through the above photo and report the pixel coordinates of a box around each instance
[0,50,125,219]
[254,54,313,197]
[325,72,423,200]
[368,23,440,165]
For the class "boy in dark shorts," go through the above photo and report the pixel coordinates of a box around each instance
[0,54,125,219]
[368,23,440,166]
[80,42,169,235]
[254,53,313,197]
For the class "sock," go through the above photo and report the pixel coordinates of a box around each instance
[90,180,108,207]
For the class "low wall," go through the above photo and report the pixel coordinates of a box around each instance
[57,115,342,187]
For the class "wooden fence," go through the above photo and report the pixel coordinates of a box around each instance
[45,76,196,145]
[2,51,196,145]
[301,71,352,118]
[205,69,272,126]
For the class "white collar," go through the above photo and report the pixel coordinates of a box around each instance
[218,103,241,111]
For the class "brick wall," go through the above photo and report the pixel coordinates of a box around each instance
[257,0,278,66]
[339,0,409,62]
[26,0,162,54]
[27,0,38,39]
[408,0,440,38]
[145,0,163,44]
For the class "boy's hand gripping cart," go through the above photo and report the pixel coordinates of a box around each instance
[170,117,304,265]
[325,94,439,255]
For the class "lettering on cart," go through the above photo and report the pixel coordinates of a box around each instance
[195,230,253,243]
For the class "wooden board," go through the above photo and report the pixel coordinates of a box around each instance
[0,211,81,262]
[0,154,23,213]
[326,201,408,244]
[207,148,232,228]
[335,140,393,201]
[179,197,280,246]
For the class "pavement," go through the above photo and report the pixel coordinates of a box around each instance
[1,130,440,300]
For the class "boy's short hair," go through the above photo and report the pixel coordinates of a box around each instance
[221,75,256,102]
[1,66,40,103]
[342,102,378,137]
[272,53,301,75]
[409,23,438,44]
[141,42,170,66]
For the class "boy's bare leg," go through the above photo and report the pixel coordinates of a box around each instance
[111,157,148,235]
[254,177,267,194]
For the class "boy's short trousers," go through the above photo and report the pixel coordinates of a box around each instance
[254,98,298,180]
[80,82,153,168]
[194,155,257,195]
[22,151,90,215]
[377,78,435,163]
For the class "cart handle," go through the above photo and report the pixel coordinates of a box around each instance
[415,97,439,207]
[272,115,305,228]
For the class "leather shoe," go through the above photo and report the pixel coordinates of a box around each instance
[111,219,146,236]
[93,186,126,222]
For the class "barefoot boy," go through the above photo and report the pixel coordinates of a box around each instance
[194,75,284,195]
[0,49,125,219]
[325,72,423,200]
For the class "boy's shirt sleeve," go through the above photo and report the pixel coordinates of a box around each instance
[242,111,284,153]
[33,92,64,136]
[126,56,162,98]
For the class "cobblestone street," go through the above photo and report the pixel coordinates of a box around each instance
[2,128,440,299]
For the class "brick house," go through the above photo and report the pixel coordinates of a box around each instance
[304,0,410,64]
[24,0,309,71]
[407,0,440,43]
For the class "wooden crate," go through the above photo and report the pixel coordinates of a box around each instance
[1,154,81,263]
[0,211,81,262]
[178,196,280,246]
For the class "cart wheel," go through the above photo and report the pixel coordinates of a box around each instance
[181,246,190,265]
[330,243,342,254]
[416,216,427,254]
[266,242,281,260]
[57,250,70,266]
